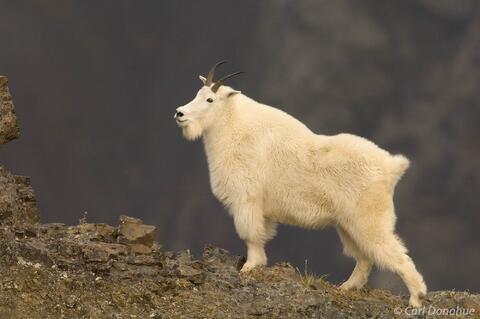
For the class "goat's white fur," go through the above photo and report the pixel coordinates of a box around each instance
[175,80,427,307]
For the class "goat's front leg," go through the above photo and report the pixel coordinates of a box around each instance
[232,202,277,272]
[242,241,267,272]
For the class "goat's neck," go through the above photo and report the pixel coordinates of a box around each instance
[202,102,239,163]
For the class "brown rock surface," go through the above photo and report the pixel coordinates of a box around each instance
[2,221,479,318]
[0,165,39,225]
[0,76,20,144]
[0,77,39,225]
[117,214,157,254]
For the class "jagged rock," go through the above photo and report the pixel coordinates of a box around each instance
[82,242,129,262]
[117,215,156,254]
[75,222,116,242]
[16,240,51,266]
[0,165,18,221]
[176,263,205,284]
[168,250,206,285]
[39,223,67,236]
[125,254,161,266]
[203,244,230,262]
[0,76,19,144]
[127,242,154,254]
[0,77,39,226]
[0,165,40,225]
[203,244,245,270]
[13,176,39,223]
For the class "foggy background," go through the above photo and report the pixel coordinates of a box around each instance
[0,0,479,293]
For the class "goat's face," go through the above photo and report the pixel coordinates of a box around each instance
[175,76,240,141]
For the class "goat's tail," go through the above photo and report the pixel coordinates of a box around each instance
[389,154,410,190]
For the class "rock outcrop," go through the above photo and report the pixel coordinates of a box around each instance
[0,76,20,144]
[1,215,479,318]
[0,75,39,226]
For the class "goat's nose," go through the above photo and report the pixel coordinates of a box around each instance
[174,111,184,119]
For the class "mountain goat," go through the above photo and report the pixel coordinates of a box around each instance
[174,61,427,307]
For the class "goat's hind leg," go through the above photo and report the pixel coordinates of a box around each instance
[337,227,373,290]
[343,219,427,307]
[375,233,427,307]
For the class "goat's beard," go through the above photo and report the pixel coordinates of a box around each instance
[182,121,203,141]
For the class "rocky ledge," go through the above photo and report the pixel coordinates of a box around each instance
[0,215,479,319]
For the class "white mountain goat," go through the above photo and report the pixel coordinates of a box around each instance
[174,61,427,307]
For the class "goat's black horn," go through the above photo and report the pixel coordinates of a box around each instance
[205,60,227,86]
[211,71,244,93]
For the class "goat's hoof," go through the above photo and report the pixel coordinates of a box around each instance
[409,295,423,308]
[339,281,357,291]
[240,263,255,272]
[240,261,260,272]
[409,283,427,307]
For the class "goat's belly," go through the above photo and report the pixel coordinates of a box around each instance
[265,197,334,229]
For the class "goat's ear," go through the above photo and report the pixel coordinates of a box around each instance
[199,75,207,85]
[227,90,241,98]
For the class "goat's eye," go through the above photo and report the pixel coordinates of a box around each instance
[206,98,214,103]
